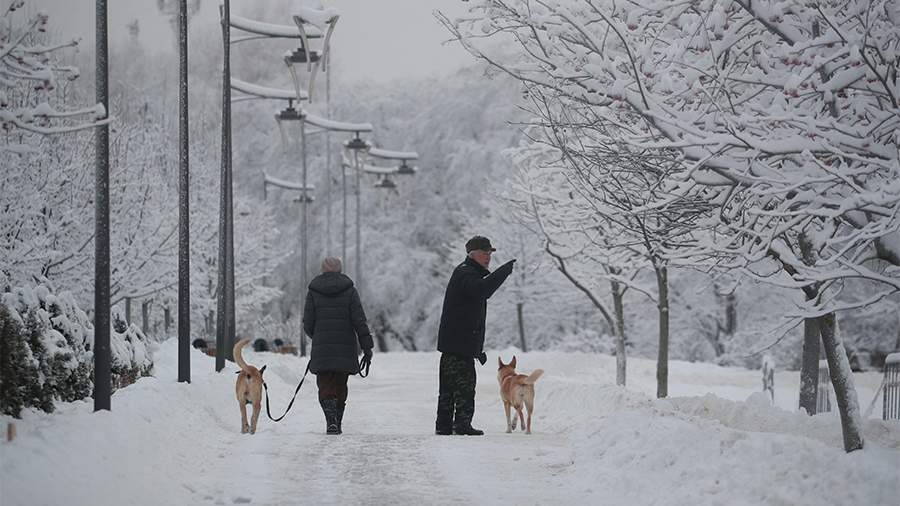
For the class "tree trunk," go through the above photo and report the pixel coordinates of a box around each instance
[655,264,669,398]
[722,292,737,337]
[125,297,132,326]
[164,306,171,334]
[799,317,820,415]
[796,232,822,415]
[141,300,150,335]
[375,333,388,352]
[516,302,527,352]
[611,279,626,386]
[818,313,864,452]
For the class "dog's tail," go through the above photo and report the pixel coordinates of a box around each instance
[233,338,252,372]
[522,369,544,385]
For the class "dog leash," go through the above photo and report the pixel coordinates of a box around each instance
[357,355,372,378]
[263,362,311,423]
[263,355,371,422]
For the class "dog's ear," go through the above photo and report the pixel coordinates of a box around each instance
[498,356,504,368]
[510,356,517,368]
[260,365,267,375]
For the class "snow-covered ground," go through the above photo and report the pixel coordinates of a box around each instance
[2,341,898,506]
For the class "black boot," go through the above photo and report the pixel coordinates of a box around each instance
[453,424,484,436]
[336,400,346,434]
[435,394,454,435]
[320,399,341,435]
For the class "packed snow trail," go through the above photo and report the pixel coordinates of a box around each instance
[178,349,578,505]
[2,340,898,505]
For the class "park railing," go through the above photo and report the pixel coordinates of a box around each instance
[884,353,900,421]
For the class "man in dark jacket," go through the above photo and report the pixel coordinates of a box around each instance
[435,236,515,435]
[304,256,374,435]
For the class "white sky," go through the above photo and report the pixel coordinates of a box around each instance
[29,0,474,83]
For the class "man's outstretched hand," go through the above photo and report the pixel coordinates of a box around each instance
[477,352,487,365]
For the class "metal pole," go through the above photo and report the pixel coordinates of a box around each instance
[354,149,362,289]
[93,0,111,411]
[177,0,191,383]
[341,160,347,266]
[300,120,308,357]
[215,1,234,371]
[324,57,332,256]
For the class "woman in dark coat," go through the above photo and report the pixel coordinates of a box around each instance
[303,256,374,434]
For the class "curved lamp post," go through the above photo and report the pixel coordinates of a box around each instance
[216,5,324,370]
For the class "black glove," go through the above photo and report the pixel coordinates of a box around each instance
[503,259,517,272]
[363,348,373,362]
[477,352,487,365]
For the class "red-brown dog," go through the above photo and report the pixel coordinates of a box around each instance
[497,356,544,434]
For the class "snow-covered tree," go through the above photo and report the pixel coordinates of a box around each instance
[441,0,900,452]
[1,2,108,293]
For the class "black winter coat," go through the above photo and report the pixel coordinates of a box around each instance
[303,272,373,374]
[437,257,514,358]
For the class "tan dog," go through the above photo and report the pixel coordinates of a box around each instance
[234,339,266,434]
[497,356,544,434]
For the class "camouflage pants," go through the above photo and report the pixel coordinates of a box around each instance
[436,353,476,431]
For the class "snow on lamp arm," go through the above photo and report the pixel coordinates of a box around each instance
[290,8,338,102]
[366,145,419,179]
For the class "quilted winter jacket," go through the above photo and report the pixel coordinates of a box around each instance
[303,272,373,374]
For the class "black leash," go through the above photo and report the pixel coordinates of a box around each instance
[263,362,311,422]
[358,355,372,378]
[263,355,372,423]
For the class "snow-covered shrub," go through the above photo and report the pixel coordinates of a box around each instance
[110,323,153,390]
[0,303,52,416]
[0,284,154,417]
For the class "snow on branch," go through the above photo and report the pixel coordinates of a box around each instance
[445,0,900,315]
[1,3,108,150]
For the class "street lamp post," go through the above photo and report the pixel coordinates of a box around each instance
[178,0,190,383]
[274,104,311,356]
[217,6,325,368]
[343,135,368,287]
[262,167,315,356]
[94,0,111,411]
[216,0,235,372]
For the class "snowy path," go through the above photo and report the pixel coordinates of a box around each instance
[179,351,577,505]
[2,342,898,506]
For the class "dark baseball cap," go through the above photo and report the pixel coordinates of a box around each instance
[465,235,496,252]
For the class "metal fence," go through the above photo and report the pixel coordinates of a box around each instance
[884,355,900,421]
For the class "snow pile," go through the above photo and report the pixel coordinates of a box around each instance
[1,343,897,505]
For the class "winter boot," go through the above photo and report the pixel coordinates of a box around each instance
[452,425,484,436]
[320,398,341,435]
[435,394,454,435]
[336,400,346,434]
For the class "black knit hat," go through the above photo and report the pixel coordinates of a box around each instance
[465,235,496,252]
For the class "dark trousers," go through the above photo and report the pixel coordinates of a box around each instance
[316,371,349,403]
[435,353,476,431]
